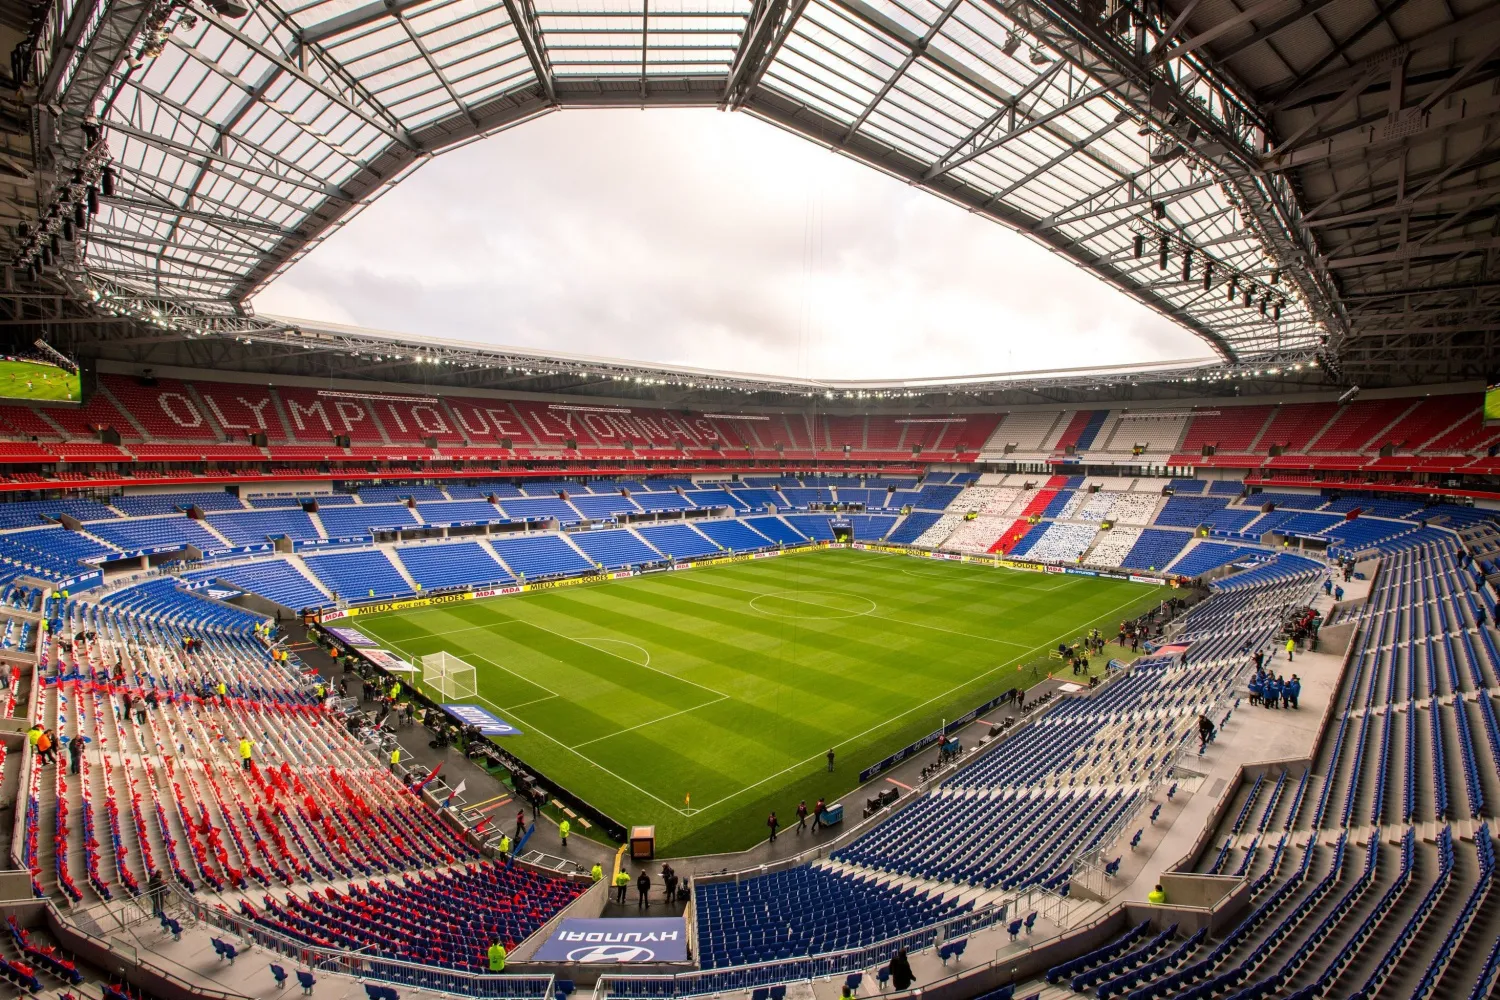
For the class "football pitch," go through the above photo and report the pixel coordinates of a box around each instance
[353,548,1164,856]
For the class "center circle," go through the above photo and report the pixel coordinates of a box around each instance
[749,592,877,620]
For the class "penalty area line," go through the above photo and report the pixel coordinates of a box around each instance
[377,635,695,817]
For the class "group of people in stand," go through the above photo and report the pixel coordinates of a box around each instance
[1249,666,1301,710]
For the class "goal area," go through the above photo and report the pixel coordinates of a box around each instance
[421,651,478,701]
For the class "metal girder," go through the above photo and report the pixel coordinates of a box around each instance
[1265,94,1500,172]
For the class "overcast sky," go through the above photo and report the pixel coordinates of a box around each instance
[252,109,1206,380]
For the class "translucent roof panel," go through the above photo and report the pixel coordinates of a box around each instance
[71,0,1320,362]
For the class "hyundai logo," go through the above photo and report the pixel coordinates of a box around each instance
[565,945,656,963]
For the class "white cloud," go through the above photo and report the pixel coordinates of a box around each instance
[253,108,1206,379]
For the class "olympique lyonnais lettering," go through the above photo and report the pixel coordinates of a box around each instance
[558,931,681,943]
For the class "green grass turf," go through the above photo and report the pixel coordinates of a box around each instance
[352,547,1164,856]
[0,360,80,401]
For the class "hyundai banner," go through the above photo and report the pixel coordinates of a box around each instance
[533,918,688,963]
[440,703,522,736]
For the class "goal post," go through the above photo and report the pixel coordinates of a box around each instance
[421,651,478,702]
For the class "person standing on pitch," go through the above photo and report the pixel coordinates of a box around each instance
[826,747,836,772]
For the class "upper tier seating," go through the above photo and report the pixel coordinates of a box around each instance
[1178,406,1273,455]
[1310,398,1415,452]
[742,516,805,545]
[1154,495,1230,528]
[362,485,448,502]
[490,534,593,578]
[396,542,512,590]
[317,505,420,537]
[277,388,382,442]
[114,492,246,516]
[1168,541,1267,577]
[89,517,228,554]
[186,559,328,610]
[1118,529,1190,572]
[415,501,506,524]
[497,497,583,524]
[303,549,412,600]
[634,524,721,558]
[695,519,773,551]
[781,515,837,542]
[1260,403,1339,452]
[208,509,320,544]
[571,529,662,568]
[570,494,642,520]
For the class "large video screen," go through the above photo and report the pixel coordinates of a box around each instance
[0,354,81,402]
[1487,378,1500,424]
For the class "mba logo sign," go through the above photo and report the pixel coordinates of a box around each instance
[534,918,688,963]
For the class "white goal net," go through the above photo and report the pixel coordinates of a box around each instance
[421,651,478,701]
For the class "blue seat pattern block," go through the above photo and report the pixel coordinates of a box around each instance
[736,489,789,512]
[1153,495,1231,528]
[0,498,121,529]
[414,501,506,524]
[360,485,448,502]
[248,493,356,508]
[570,494,642,520]
[90,517,230,554]
[694,867,971,968]
[1169,479,1207,494]
[915,484,963,509]
[209,509,321,544]
[1118,529,1191,572]
[686,489,749,511]
[396,542,512,590]
[696,519,775,551]
[246,861,583,973]
[490,534,593,579]
[888,511,943,544]
[847,514,897,540]
[570,529,662,569]
[303,549,413,601]
[633,492,694,514]
[742,516,806,545]
[100,578,265,630]
[114,491,247,515]
[635,524,721,559]
[1168,542,1267,578]
[199,559,329,609]
[1276,512,1344,536]
[317,504,420,537]
[783,515,836,541]
[496,497,584,525]
[1243,491,1327,510]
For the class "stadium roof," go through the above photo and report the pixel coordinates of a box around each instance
[1,0,1496,391]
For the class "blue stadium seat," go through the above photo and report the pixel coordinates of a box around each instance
[396,542,512,590]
